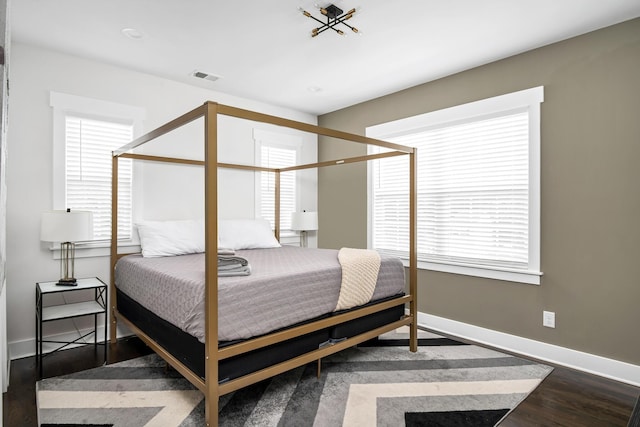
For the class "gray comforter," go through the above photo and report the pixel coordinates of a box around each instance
[115,246,405,342]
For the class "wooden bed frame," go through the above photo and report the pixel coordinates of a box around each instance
[109,101,417,426]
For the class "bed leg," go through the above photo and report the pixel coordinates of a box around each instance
[317,359,322,378]
[410,319,418,352]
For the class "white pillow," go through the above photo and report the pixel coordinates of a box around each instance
[137,219,205,258]
[218,219,281,250]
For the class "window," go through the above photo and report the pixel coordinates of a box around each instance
[65,115,133,240]
[254,129,301,231]
[367,87,543,284]
[50,93,145,245]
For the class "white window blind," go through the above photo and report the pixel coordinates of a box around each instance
[372,111,529,268]
[260,145,296,230]
[368,86,543,284]
[65,115,133,240]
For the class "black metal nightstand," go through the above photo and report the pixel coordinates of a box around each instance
[35,277,107,377]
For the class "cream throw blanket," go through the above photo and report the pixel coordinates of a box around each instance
[335,247,381,311]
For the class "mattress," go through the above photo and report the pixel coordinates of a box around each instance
[114,246,405,342]
[115,288,405,381]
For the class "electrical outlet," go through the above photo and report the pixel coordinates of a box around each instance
[543,311,556,328]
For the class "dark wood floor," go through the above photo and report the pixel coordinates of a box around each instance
[3,336,639,426]
[3,337,153,427]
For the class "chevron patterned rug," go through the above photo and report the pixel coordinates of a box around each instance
[36,328,552,426]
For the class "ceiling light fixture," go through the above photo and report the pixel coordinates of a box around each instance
[300,4,359,37]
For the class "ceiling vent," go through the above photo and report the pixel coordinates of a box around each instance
[191,70,221,82]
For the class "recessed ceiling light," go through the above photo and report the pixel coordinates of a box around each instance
[121,28,144,40]
[307,86,323,93]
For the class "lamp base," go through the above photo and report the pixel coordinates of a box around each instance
[56,278,78,287]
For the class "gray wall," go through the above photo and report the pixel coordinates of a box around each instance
[318,18,640,365]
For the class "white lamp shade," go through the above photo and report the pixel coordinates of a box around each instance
[291,211,318,231]
[41,210,93,243]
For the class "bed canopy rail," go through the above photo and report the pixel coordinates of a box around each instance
[112,103,414,156]
[115,148,409,243]
[110,101,417,426]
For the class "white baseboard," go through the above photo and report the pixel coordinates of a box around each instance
[11,310,640,387]
[416,311,640,387]
[9,324,133,360]
[1,281,8,394]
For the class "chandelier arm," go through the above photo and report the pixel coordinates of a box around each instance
[334,19,356,31]
[335,14,354,25]
[315,25,333,36]
[325,19,352,34]
[317,18,343,36]
[305,12,328,27]
[325,10,357,31]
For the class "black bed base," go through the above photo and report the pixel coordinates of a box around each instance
[116,289,405,382]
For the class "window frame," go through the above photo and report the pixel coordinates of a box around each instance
[50,92,145,257]
[366,86,543,285]
[253,128,302,235]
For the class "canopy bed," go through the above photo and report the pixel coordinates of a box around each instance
[109,102,418,426]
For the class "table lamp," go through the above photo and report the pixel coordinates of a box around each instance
[291,210,318,248]
[41,209,93,286]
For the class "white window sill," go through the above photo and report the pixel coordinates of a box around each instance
[279,230,301,247]
[400,258,543,285]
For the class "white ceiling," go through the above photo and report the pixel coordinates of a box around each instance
[11,0,640,115]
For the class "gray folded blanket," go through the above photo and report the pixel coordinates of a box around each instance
[218,254,251,277]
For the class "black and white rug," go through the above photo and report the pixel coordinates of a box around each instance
[36,328,552,426]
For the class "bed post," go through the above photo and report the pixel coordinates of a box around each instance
[275,170,281,241]
[204,102,220,427]
[110,154,119,344]
[409,150,418,352]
